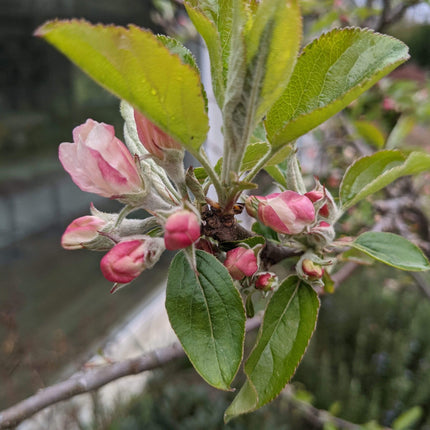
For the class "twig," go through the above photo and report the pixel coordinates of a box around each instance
[0,316,262,429]
[0,344,185,429]
[282,386,392,430]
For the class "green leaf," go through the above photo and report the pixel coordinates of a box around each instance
[386,115,416,149]
[222,0,300,177]
[244,0,302,120]
[341,248,375,266]
[340,150,430,209]
[185,1,227,106]
[225,277,320,420]
[166,250,246,390]
[156,34,199,70]
[265,27,409,149]
[241,142,271,172]
[252,222,279,242]
[264,165,288,189]
[351,232,430,272]
[354,120,385,148]
[393,406,423,430]
[193,167,208,184]
[36,20,209,152]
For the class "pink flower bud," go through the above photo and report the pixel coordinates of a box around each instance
[134,109,182,160]
[164,210,201,251]
[302,259,324,280]
[61,216,107,250]
[246,191,315,235]
[59,119,143,199]
[255,272,277,292]
[224,247,258,281]
[305,190,329,217]
[100,238,164,284]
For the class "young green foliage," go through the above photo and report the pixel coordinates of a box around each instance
[35,20,209,152]
[265,28,409,151]
[184,0,234,107]
[340,150,430,209]
[351,232,430,272]
[221,0,301,187]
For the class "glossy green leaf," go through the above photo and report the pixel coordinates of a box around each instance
[36,20,208,152]
[340,150,430,209]
[166,250,246,390]
[265,28,409,148]
[225,277,319,420]
[351,232,430,271]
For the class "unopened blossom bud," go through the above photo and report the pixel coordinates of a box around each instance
[134,109,182,160]
[305,190,329,218]
[302,259,324,280]
[100,237,164,284]
[307,221,336,249]
[59,119,143,200]
[164,210,201,251]
[224,247,258,281]
[255,272,278,292]
[61,216,107,250]
[246,191,315,235]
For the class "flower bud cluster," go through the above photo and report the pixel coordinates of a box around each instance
[222,245,278,293]
[59,108,203,290]
[244,180,340,289]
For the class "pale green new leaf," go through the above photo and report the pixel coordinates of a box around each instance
[36,20,208,152]
[265,165,288,189]
[244,0,302,119]
[265,28,409,148]
[225,277,319,420]
[185,3,224,106]
[241,142,271,171]
[166,250,246,390]
[340,150,430,209]
[185,0,234,107]
[352,232,430,271]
